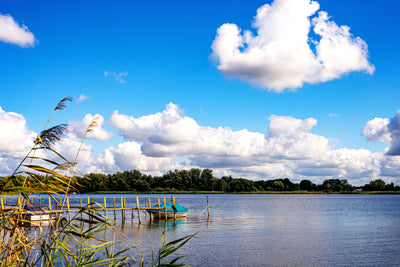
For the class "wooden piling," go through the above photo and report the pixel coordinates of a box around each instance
[173,196,176,221]
[158,198,161,220]
[121,197,124,221]
[148,198,152,222]
[80,197,82,209]
[66,197,71,220]
[163,197,167,220]
[123,197,126,218]
[104,197,107,216]
[136,196,141,224]
[207,196,210,220]
[113,197,116,220]
[124,197,127,221]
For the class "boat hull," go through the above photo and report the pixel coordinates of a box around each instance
[23,213,58,225]
[147,210,188,220]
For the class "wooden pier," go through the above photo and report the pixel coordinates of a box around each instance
[0,195,205,226]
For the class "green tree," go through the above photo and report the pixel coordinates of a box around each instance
[364,179,386,191]
[272,180,284,191]
[299,179,316,191]
[200,169,214,190]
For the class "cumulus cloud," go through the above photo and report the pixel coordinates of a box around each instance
[3,105,400,185]
[68,114,115,141]
[211,0,374,92]
[91,141,183,175]
[362,111,400,156]
[0,13,35,47]
[108,103,395,184]
[387,111,400,156]
[104,71,128,83]
[0,107,36,158]
[361,117,391,143]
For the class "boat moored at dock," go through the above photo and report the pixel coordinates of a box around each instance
[147,203,188,220]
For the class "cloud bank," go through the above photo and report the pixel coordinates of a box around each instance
[0,13,35,47]
[211,0,374,91]
[2,105,400,185]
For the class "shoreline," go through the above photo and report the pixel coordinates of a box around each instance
[81,190,400,195]
[2,191,400,196]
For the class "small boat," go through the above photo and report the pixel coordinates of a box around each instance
[23,205,58,225]
[147,203,188,220]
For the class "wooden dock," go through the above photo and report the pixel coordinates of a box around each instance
[0,195,203,226]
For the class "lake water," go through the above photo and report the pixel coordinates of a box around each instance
[7,194,400,266]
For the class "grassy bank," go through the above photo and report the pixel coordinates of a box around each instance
[86,190,400,195]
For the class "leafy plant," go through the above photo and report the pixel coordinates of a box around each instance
[152,231,195,267]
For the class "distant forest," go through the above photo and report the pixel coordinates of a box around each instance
[1,168,399,193]
[68,169,400,193]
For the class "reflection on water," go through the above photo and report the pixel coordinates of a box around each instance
[4,194,400,266]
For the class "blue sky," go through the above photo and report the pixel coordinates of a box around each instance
[1,0,400,185]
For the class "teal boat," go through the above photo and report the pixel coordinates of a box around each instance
[147,203,188,220]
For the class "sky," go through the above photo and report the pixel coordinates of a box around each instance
[1,0,400,186]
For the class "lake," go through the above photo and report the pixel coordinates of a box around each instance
[8,193,400,266]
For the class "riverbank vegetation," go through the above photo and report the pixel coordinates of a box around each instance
[3,169,398,194]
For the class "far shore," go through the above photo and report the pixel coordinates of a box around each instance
[2,191,400,196]
[76,190,400,195]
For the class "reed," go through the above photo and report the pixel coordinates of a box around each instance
[0,97,193,266]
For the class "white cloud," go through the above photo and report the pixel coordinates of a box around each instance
[104,71,128,83]
[211,0,374,92]
[68,114,115,141]
[362,111,400,156]
[361,117,391,143]
[0,107,37,175]
[0,13,35,47]
[3,106,400,186]
[0,107,36,158]
[108,103,399,185]
[92,141,183,176]
[77,94,88,102]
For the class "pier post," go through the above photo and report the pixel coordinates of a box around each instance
[104,197,107,216]
[113,197,116,221]
[148,198,152,222]
[158,198,161,220]
[121,197,124,221]
[136,196,141,224]
[87,196,91,221]
[67,197,71,220]
[1,197,3,210]
[173,196,176,222]
[163,197,167,220]
[123,197,127,223]
[207,196,210,221]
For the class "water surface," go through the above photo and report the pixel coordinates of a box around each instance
[8,194,400,266]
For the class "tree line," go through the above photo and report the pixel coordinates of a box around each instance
[1,168,399,193]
